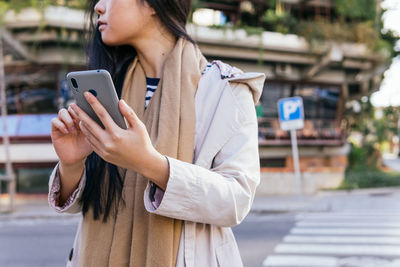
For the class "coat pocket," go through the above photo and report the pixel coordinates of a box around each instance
[215,242,243,267]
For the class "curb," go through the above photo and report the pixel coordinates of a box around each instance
[319,186,400,196]
[249,204,330,214]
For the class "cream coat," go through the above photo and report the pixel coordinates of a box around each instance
[48,61,266,267]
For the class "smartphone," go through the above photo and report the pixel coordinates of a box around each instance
[66,69,127,129]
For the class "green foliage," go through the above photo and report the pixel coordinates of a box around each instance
[346,102,400,157]
[341,103,400,189]
[347,143,376,169]
[376,106,400,142]
[208,24,264,37]
[345,100,400,145]
[202,0,397,58]
[0,0,86,13]
[1,0,50,13]
[261,9,297,34]
[60,0,87,9]
[241,25,264,36]
[295,20,382,51]
[346,99,374,136]
[339,167,400,189]
[0,1,8,21]
[336,0,377,21]
[296,20,350,43]
[379,13,400,58]
[340,141,400,189]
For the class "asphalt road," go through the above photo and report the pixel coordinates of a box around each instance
[233,213,295,267]
[0,213,294,267]
[0,218,78,267]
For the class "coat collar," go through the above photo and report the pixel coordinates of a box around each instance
[212,60,266,104]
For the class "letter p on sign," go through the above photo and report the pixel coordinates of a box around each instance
[283,100,300,120]
[277,97,304,131]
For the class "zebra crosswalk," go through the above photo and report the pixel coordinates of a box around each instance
[263,211,400,267]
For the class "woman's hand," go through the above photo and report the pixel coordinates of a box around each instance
[51,106,93,166]
[70,92,169,189]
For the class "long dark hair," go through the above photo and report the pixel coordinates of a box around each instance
[80,0,196,222]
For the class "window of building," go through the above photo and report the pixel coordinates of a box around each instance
[0,167,53,194]
[261,82,340,120]
[260,158,286,168]
[17,168,53,193]
[7,85,58,115]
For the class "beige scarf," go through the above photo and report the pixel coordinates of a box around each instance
[78,38,208,267]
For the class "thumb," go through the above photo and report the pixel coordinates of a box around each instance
[119,99,139,128]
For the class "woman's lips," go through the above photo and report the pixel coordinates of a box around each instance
[98,21,107,31]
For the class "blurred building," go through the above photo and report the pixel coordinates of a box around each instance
[1,6,85,193]
[1,2,389,194]
[191,0,388,195]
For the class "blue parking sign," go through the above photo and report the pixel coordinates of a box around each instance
[277,97,304,130]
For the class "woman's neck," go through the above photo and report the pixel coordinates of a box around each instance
[129,29,176,78]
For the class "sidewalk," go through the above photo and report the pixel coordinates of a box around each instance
[0,194,79,221]
[1,186,400,220]
[251,195,328,214]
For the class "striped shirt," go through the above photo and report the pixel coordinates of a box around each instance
[145,77,160,109]
[145,77,160,207]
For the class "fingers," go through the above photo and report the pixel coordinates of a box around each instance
[51,117,69,134]
[58,108,77,134]
[119,99,140,128]
[68,105,80,124]
[70,102,104,132]
[79,121,103,153]
[84,91,116,130]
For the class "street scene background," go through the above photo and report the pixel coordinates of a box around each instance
[1,0,400,266]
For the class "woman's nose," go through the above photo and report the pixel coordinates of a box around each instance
[94,0,105,16]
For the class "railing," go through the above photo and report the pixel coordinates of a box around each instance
[258,118,345,146]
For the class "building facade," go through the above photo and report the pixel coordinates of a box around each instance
[1,3,389,194]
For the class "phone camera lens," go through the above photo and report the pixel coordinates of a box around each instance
[88,89,97,97]
[71,78,78,89]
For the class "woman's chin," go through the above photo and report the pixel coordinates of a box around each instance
[101,35,122,46]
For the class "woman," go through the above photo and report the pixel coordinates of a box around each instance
[48,0,265,266]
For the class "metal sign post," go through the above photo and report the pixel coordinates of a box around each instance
[278,97,304,197]
[290,129,302,196]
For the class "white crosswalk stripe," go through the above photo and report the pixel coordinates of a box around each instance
[263,211,400,267]
[291,227,400,235]
[284,235,400,245]
[263,255,338,267]
[275,244,400,256]
[297,221,400,228]
[296,214,400,221]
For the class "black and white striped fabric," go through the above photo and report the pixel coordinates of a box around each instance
[145,77,160,109]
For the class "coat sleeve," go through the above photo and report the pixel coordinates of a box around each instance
[48,162,86,214]
[143,116,260,227]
